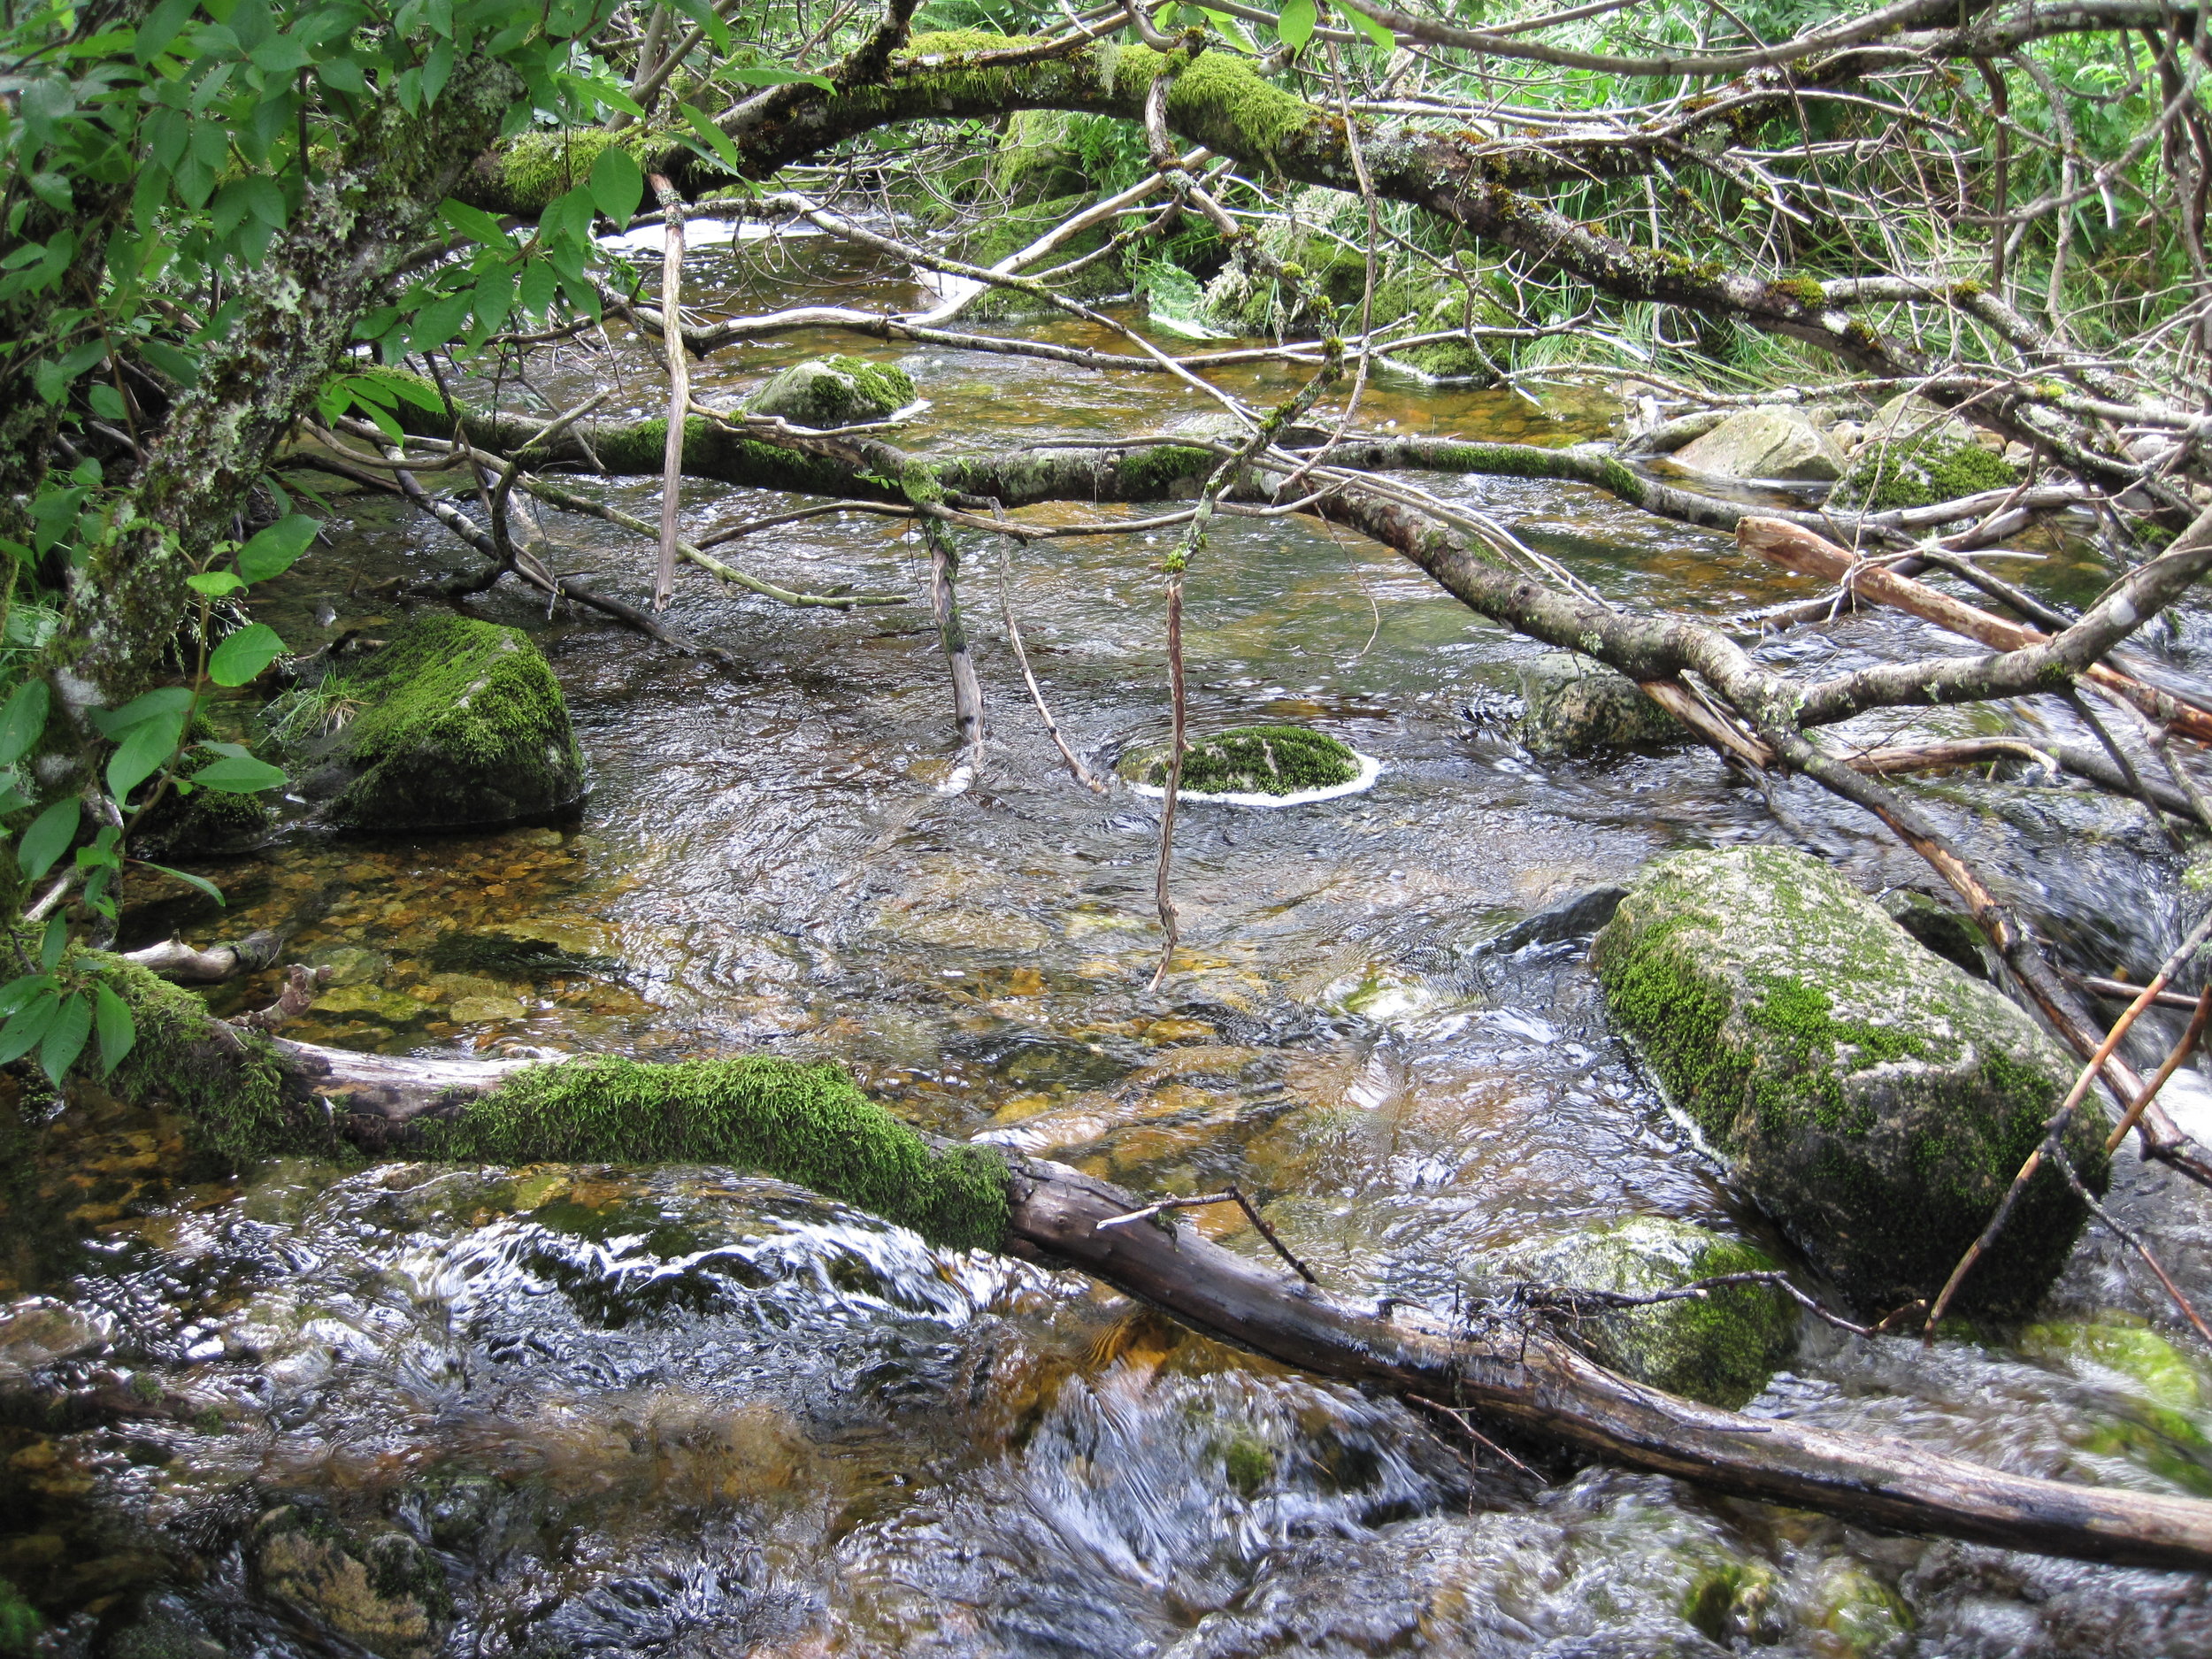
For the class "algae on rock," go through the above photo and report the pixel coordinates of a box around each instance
[1501,1215,1799,1409]
[282,613,585,833]
[1125,725,1360,796]
[1591,846,2101,1317]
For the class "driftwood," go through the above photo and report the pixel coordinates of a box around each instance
[122,928,286,983]
[1738,518,2212,743]
[238,1033,2212,1573]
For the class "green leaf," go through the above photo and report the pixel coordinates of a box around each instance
[1277,0,1315,47]
[723,65,832,90]
[1342,1,1394,51]
[440,197,512,246]
[88,687,194,738]
[133,861,227,905]
[39,991,90,1086]
[678,103,748,177]
[0,991,61,1066]
[667,0,731,52]
[588,145,644,227]
[19,798,80,880]
[190,754,288,793]
[235,513,319,581]
[0,975,54,1019]
[0,678,50,767]
[106,709,187,799]
[94,983,136,1075]
[39,914,65,972]
[187,569,247,596]
[135,0,204,61]
[138,338,202,386]
[208,622,287,686]
[250,33,314,74]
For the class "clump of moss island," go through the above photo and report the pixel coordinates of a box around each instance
[426,1055,1011,1252]
[1143,725,1360,796]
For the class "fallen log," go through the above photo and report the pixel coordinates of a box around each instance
[1738,517,2212,745]
[85,956,2212,1574]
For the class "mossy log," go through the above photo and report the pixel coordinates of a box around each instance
[75,956,2212,1573]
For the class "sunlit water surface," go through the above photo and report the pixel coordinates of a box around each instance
[5,234,2212,1657]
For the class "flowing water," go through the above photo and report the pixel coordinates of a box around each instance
[8,229,2212,1656]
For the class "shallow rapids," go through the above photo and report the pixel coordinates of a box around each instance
[5,232,2212,1656]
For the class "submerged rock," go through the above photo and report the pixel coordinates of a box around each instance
[1671,407,1846,481]
[1517,652,1685,757]
[291,614,585,833]
[747,355,915,428]
[1501,1215,1799,1409]
[1125,725,1361,796]
[1591,847,2102,1317]
[254,1507,450,1659]
[1831,393,2017,511]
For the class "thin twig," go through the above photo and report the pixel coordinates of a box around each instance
[1094,1185,1320,1285]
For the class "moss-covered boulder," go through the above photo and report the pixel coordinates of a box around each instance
[292,614,584,833]
[1503,1216,1799,1408]
[747,355,916,428]
[987,110,1094,204]
[1517,652,1685,757]
[1592,847,2102,1317]
[1123,725,1361,796]
[1831,393,2018,511]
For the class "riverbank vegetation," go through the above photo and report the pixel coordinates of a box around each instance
[13,0,2212,1638]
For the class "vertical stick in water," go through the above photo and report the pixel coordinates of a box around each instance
[1148,567,1186,992]
[928,524,986,753]
[649,173,687,612]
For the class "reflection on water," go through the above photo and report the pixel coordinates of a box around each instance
[5,239,2212,1655]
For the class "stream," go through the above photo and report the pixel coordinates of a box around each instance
[7,226,2212,1657]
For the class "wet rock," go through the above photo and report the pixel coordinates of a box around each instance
[1592,846,2102,1317]
[105,1607,227,1658]
[1500,1216,1799,1409]
[1516,653,1685,757]
[1486,883,1630,955]
[1831,393,2018,511]
[253,1507,450,1659]
[0,1298,112,1380]
[1671,407,1846,481]
[1622,407,1728,457]
[1879,888,1994,980]
[1681,1558,1786,1647]
[746,355,915,428]
[288,614,585,833]
[448,994,526,1024]
[311,984,426,1023]
[1802,1563,1913,1656]
[307,944,388,987]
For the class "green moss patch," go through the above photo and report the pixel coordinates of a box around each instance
[97,956,307,1164]
[1134,725,1360,796]
[1591,847,2100,1317]
[427,1056,1010,1252]
[297,613,585,832]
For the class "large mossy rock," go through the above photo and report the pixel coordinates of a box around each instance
[1502,1215,1800,1409]
[1671,407,1846,481]
[1591,847,2103,1317]
[1517,652,1685,757]
[746,355,915,428]
[1831,393,2018,511]
[301,614,584,833]
[254,1507,450,1659]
